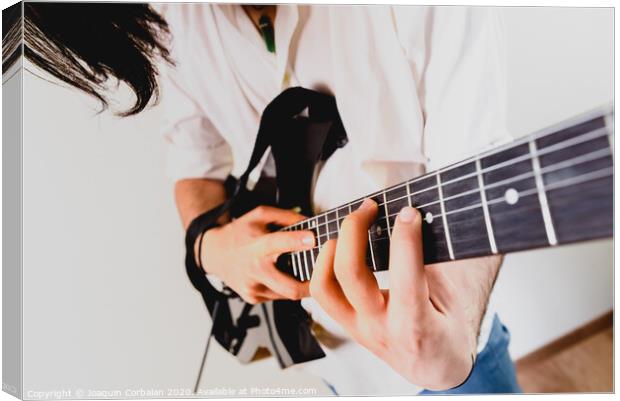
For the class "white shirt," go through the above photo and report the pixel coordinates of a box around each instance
[159,4,510,395]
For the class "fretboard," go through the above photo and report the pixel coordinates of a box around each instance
[277,106,614,281]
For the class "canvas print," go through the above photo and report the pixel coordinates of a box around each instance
[1,1,614,398]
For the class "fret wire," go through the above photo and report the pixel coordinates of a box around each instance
[291,250,298,277]
[368,230,377,271]
[406,181,412,207]
[302,166,612,256]
[529,140,558,246]
[336,207,342,230]
[302,249,310,280]
[291,147,612,234]
[382,191,391,238]
[301,221,312,277]
[297,252,304,281]
[309,247,315,270]
[324,212,332,241]
[436,173,454,260]
[476,156,498,254]
[307,218,313,243]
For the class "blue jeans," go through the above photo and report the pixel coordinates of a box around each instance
[420,314,522,395]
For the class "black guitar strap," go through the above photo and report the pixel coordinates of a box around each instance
[235,86,346,198]
[187,87,348,389]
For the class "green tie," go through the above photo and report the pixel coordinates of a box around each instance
[258,15,275,53]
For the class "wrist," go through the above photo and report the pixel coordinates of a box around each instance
[195,226,221,275]
[444,352,476,391]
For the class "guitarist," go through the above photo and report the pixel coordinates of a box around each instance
[16,2,522,395]
[161,4,521,395]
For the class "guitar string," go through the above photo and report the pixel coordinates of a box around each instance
[283,125,610,234]
[288,166,613,280]
[316,166,612,248]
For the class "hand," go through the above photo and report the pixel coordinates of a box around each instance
[309,199,477,390]
[200,205,314,304]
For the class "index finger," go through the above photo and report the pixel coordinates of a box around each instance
[243,205,306,227]
[255,230,315,257]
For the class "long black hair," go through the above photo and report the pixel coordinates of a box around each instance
[3,2,173,116]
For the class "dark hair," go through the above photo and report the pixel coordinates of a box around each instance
[4,3,173,116]
[2,3,22,75]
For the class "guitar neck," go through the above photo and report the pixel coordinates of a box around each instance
[279,106,614,281]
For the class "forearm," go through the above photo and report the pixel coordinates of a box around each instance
[174,178,228,229]
[436,255,502,343]
[175,178,230,275]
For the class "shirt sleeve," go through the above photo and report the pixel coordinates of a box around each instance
[158,7,233,182]
[392,6,512,170]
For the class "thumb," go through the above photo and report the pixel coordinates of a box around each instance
[388,207,429,314]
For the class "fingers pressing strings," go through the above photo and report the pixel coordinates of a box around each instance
[334,199,386,315]
[388,206,431,319]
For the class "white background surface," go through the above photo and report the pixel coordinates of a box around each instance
[14,5,613,396]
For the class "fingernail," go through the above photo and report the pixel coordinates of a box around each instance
[359,198,375,210]
[399,207,416,223]
[302,234,314,246]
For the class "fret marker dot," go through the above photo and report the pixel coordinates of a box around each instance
[376,225,382,236]
[505,188,519,205]
[425,212,433,224]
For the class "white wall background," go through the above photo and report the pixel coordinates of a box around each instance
[19,6,613,396]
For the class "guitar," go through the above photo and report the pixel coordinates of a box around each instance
[189,93,613,380]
